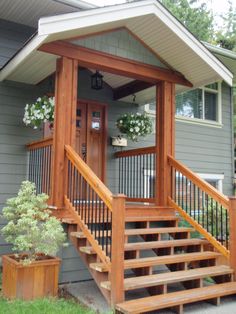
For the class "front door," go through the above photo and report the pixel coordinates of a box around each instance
[76,100,107,182]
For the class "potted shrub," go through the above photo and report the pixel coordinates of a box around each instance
[1,181,66,300]
[116,112,153,142]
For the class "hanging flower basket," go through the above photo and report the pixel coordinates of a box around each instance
[23,96,54,129]
[116,112,153,142]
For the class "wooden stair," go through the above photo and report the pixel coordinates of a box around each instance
[116,282,236,314]
[61,205,236,313]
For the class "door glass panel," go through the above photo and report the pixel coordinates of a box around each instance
[92,121,100,130]
[76,109,81,117]
[92,111,100,118]
[76,120,81,128]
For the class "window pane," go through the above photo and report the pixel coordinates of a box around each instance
[176,89,203,119]
[205,92,217,121]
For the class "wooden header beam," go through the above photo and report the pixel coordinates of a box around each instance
[39,41,193,87]
[113,80,154,100]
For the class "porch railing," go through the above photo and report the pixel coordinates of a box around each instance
[26,137,53,195]
[115,146,156,202]
[168,155,230,258]
[64,145,126,303]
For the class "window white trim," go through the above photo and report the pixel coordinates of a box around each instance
[143,169,224,198]
[197,173,224,192]
[175,81,222,124]
[145,82,222,127]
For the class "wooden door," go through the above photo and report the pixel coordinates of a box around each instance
[76,100,107,182]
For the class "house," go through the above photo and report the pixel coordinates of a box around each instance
[1,0,236,312]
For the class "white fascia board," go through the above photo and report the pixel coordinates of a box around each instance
[0,34,48,82]
[38,0,156,35]
[58,0,97,9]
[204,42,236,60]
[38,0,233,86]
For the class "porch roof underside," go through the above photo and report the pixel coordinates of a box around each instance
[0,0,233,103]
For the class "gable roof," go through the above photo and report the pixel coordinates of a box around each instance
[0,0,233,93]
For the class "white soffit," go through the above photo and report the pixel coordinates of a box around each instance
[0,0,233,88]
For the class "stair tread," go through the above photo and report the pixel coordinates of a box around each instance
[125,227,194,236]
[125,216,179,222]
[124,251,221,269]
[90,251,220,272]
[101,265,233,291]
[116,282,236,314]
[80,239,209,255]
[125,238,209,250]
[70,231,86,238]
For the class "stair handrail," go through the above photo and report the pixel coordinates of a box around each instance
[65,145,113,210]
[168,155,229,209]
[65,145,126,304]
[168,155,230,259]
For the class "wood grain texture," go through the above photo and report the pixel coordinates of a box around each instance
[39,41,192,87]
[168,155,230,209]
[2,255,60,300]
[229,197,236,279]
[51,57,78,208]
[65,145,113,209]
[169,197,230,258]
[26,137,53,150]
[156,82,175,206]
[110,194,126,304]
[116,282,236,314]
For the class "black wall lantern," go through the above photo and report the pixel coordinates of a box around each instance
[91,70,103,90]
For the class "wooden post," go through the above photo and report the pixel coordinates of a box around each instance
[51,57,78,208]
[156,81,175,206]
[110,194,126,305]
[229,196,236,278]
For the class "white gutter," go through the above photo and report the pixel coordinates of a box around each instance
[204,42,236,60]
[53,0,97,9]
[0,35,48,82]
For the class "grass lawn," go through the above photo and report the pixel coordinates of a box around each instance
[0,271,95,314]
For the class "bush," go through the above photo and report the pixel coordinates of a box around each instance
[1,181,66,264]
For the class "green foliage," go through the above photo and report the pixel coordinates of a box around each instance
[0,296,95,314]
[1,181,66,264]
[116,112,152,141]
[160,0,214,42]
[215,1,236,51]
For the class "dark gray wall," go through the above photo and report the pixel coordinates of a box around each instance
[0,19,35,69]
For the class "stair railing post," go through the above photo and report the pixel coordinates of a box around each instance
[229,196,236,278]
[110,194,126,306]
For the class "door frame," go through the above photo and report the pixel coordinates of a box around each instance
[78,98,108,184]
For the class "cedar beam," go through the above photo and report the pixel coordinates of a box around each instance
[156,81,175,206]
[51,57,78,208]
[229,197,236,278]
[113,80,154,100]
[39,41,193,87]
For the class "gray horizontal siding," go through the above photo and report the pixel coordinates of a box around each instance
[0,19,35,68]
[175,82,233,196]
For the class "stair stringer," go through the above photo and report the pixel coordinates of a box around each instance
[67,224,111,304]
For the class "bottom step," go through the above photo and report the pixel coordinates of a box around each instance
[116,282,236,314]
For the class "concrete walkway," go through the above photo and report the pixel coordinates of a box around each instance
[62,280,236,314]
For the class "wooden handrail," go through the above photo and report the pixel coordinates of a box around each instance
[65,145,113,210]
[168,155,229,210]
[26,137,53,150]
[115,146,156,158]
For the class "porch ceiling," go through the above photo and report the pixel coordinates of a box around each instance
[0,0,233,103]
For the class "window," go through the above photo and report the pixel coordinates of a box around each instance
[144,82,222,126]
[197,173,224,192]
[176,82,222,124]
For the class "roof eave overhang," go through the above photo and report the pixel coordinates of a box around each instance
[0,0,233,87]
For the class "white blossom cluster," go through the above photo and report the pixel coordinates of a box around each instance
[23,96,55,129]
[116,112,152,141]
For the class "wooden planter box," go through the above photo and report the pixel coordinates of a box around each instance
[2,254,61,300]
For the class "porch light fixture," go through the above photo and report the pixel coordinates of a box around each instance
[91,70,103,90]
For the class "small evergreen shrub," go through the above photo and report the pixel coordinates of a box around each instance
[1,181,66,264]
